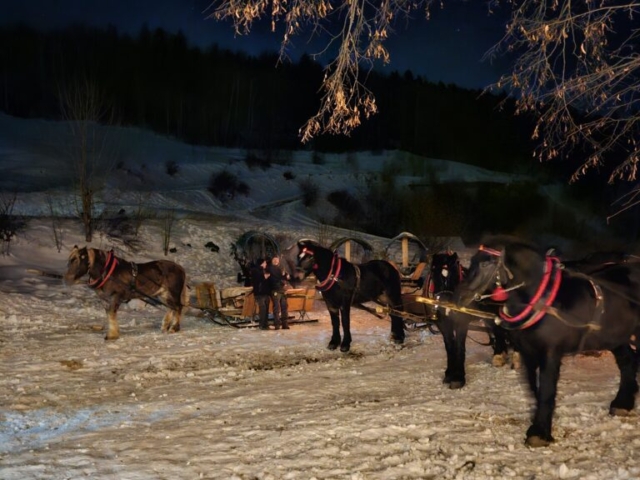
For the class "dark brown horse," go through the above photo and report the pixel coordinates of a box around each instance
[64,246,188,340]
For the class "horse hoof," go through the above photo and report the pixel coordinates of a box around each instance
[610,407,633,416]
[327,343,339,350]
[511,352,522,370]
[449,380,465,390]
[492,353,507,367]
[525,435,552,448]
[104,335,119,341]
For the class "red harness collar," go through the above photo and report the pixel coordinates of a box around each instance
[88,250,119,289]
[315,253,342,292]
[499,255,562,330]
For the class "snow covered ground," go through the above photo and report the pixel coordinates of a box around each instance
[1,114,639,479]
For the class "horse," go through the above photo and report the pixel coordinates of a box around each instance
[425,251,517,389]
[64,246,188,340]
[284,239,405,352]
[454,235,640,447]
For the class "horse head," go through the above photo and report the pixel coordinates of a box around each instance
[455,235,543,307]
[429,251,463,295]
[280,239,333,282]
[64,245,93,285]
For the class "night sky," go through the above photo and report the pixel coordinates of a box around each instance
[3,0,509,89]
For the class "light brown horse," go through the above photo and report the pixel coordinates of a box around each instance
[64,246,188,340]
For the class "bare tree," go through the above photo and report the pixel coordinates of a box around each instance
[207,0,640,191]
[45,193,64,253]
[59,76,116,242]
[487,0,640,183]
[161,209,177,256]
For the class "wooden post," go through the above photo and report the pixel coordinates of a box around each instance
[402,236,409,268]
[345,240,351,262]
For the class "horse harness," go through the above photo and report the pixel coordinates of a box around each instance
[301,247,361,303]
[88,249,119,289]
[87,249,140,292]
[477,245,604,332]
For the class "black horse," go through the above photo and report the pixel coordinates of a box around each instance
[455,235,640,447]
[426,251,516,389]
[285,239,405,352]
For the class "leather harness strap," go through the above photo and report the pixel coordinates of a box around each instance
[315,253,342,292]
[88,249,119,290]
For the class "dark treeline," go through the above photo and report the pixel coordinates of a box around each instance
[0,24,533,171]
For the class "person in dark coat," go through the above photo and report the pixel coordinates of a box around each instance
[250,258,272,330]
[268,255,290,329]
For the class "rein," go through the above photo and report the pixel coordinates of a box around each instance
[88,249,119,289]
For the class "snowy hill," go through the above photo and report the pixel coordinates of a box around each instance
[0,113,528,222]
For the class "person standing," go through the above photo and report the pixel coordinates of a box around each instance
[268,255,290,329]
[250,258,272,330]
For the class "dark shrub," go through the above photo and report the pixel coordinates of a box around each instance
[283,171,295,180]
[165,160,179,176]
[312,151,325,165]
[327,190,364,218]
[208,170,250,201]
[205,241,220,252]
[245,153,271,171]
[298,178,319,207]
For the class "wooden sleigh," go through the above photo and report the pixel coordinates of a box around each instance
[193,282,319,328]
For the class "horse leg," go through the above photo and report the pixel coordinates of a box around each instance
[340,305,352,352]
[491,323,508,367]
[511,350,522,370]
[525,352,561,447]
[161,311,173,333]
[327,306,341,350]
[388,293,405,344]
[437,315,457,385]
[173,307,182,333]
[390,313,405,344]
[105,300,120,341]
[520,351,539,398]
[609,344,639,415]
[166,308,181,333]
[449,318,469,389]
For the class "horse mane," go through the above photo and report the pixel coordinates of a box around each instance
[298,238,322,248]
[479,234,543,255]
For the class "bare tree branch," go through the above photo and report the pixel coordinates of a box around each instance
[205,0,436,141]
[486,0,640,183]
